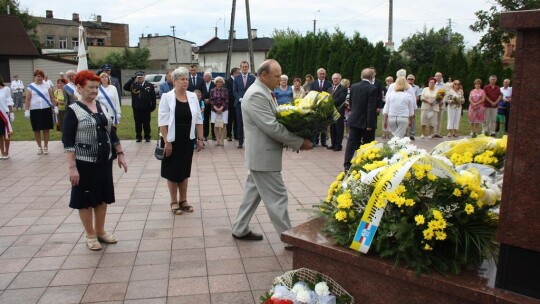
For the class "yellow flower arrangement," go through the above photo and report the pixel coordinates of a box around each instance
[316,137,503,275]
[276,91,339,139]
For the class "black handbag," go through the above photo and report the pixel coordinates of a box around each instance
[154,137,164,160]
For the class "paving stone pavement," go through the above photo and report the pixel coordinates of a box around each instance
[0,136,446,303]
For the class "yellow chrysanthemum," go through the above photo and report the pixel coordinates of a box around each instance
[470,191,479,199]
[404,171,412,179]
[336,191,353,209]
[354,173,361,180]
[423,229,434,240]
[428,220,439,230]
[424,244,433,251]
[465,204,474,215]
[335,210,347,221]
[336,172,345,181]
[405,199,415,207]
[435,231,447,241]
[414,214,425,225]
[395,185,407,195]
[437,219,447,229]
[414,169,426,179]
[427,173,437,181]
[433,210,443,220]
[453,188,462,197]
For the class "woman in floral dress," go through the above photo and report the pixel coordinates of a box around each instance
[209,77,229,146]
[468,79,486,138]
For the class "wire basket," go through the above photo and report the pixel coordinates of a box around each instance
[273,268,355,304]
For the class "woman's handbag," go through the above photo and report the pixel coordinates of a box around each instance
[154,137,165,160]
[215,113,224,128]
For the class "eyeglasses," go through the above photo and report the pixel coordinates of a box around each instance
[407,78,414,80]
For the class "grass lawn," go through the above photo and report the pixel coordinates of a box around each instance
[10,106,159,141]
[9,108,479,141]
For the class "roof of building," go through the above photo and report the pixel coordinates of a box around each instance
[0,15,40,56]
[139,35,195,45]
[198,37,273,53]
[35,17,127,30]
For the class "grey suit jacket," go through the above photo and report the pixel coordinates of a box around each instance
[241,79,304,172]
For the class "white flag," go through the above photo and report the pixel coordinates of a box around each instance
[77,25,88,72]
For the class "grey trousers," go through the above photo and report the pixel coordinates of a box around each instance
[232,170,291,237]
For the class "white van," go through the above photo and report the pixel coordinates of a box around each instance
[144,74,166,96]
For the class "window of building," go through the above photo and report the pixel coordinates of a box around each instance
[59,36,67,49]
[46,36,54,48]
[72,37,79,49]
[87,37,94,46]
[97,38,104,46]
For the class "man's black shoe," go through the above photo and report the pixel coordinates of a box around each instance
[204,137,208,141]
[227,137,232,141]
[145,139,151,142]
[333,146,342,151]
[232,231,263,241]
[136,139,142,142]
[237,144,243,149]
[410,136,415,141]
[321,143,328,147]
[326,146,334,150]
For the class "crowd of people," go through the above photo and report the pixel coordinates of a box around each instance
[0,60,512,251]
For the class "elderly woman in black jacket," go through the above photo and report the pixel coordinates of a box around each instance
[62,70,128,251]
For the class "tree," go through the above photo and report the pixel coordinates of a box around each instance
[89,48,150,69]
[470,0,540,61]
[0,0,39,46]
[399,26,465,73]
[430,50,448,78]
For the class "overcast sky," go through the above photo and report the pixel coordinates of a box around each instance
[20,0,491,49]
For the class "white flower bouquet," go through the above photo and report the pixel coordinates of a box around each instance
[260,268,354,304]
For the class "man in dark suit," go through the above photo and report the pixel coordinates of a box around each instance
[327,73,348,151]
[310,68,332,146]
[187,64,204,93]
[233,60,256,148]
[343,68,378,171]
[370,67,384,112]
[123,71,157,142]
[201,72,216,141]
[225,67,239,141]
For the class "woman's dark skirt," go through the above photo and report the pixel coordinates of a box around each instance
[160,138,195,183]
[69,159,115,209]
[30,108,54,131]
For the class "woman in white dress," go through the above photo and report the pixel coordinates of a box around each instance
[444,80,465,137]
[420,77,439,138]
[383,76,416,138]
[0,77,14,159]
[96,73,121,128]
[25,69,58,155]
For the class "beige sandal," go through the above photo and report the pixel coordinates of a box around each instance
[170,202,183,215]
[37,148,43,155]
[97,232,118,244]
[86,236,102,250]
[179,200,194,212]
[43,147,48,155]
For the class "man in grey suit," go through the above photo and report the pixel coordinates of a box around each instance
[232,59,313,247]
[343,68,378,171]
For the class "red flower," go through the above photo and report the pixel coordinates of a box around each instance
[272,299,293,304]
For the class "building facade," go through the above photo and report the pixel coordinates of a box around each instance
[197,30,273,73]
[32,10,129,51]
[138,35,195,70]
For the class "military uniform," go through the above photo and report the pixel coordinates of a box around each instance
[123,72,156,142]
